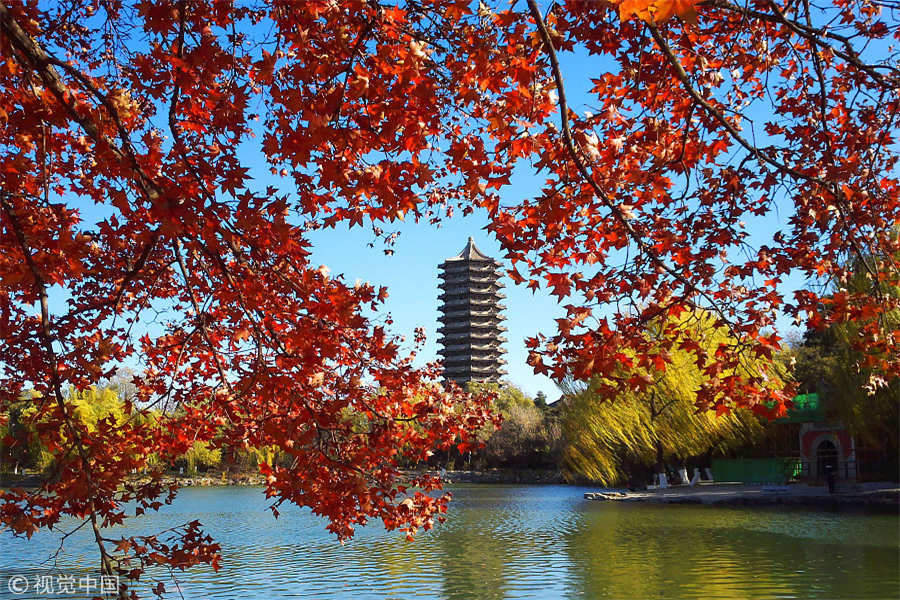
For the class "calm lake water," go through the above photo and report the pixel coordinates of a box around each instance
[1,484,898,599]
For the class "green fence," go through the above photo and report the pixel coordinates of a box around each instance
[711,458,804,484]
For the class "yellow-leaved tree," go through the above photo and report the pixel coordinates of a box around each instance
[560,310,778,485]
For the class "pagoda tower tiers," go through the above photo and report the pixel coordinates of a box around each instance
[437,238,507,385]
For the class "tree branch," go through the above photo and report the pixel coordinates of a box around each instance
[525,0,739,336]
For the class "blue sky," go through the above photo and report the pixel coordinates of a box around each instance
[305,206,567,401]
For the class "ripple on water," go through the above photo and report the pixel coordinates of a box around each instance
[0,485,897,600]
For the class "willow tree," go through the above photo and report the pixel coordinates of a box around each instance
[1,385,128,476]
[561,312,768,485]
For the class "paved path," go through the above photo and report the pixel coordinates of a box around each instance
[585,481,900,508]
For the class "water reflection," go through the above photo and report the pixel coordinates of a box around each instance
[0,485,897,599]
[564,501,900,599]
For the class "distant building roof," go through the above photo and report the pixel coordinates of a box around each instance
[444,237,493,262]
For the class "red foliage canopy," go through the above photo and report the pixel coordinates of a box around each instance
[0,0,896,593]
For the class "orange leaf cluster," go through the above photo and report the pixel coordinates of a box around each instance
[616,0,699,24]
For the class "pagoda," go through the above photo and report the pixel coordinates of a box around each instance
[437,238,507,385]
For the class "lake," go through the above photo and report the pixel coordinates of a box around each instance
[1,484,898,599]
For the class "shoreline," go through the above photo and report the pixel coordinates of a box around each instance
[423,469,565,484]
[584,482,900,511]
[8,468,895,510]
[0,468,565,490]
[154,469,567,487]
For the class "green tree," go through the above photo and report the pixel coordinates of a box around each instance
[1,396,46,472]
[179,442,222,476]
[462,383,561,468]
[2,386,127,475]
[791,245,900,452]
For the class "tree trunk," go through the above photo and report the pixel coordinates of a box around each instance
[655,439,665,474]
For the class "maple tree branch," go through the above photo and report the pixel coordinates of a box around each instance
[47,518,92,567]
[0,196,64,406]
[647,23,882,283]
[159,325,201,411]
[172,239,235,396]
[330,19,375,125]
[647,24,823,187]
[791,1,882,284]
[0,4,159,201]
[1,3,171,330]
[0,193,123,594]
[194,242,266,340]
[800,0,835,163]
[168,1,194,168]
[111,233,161,317]
[165,0,227,207]
[704,0,899,87]
[0,5,108,155]
[525,0,738,335]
